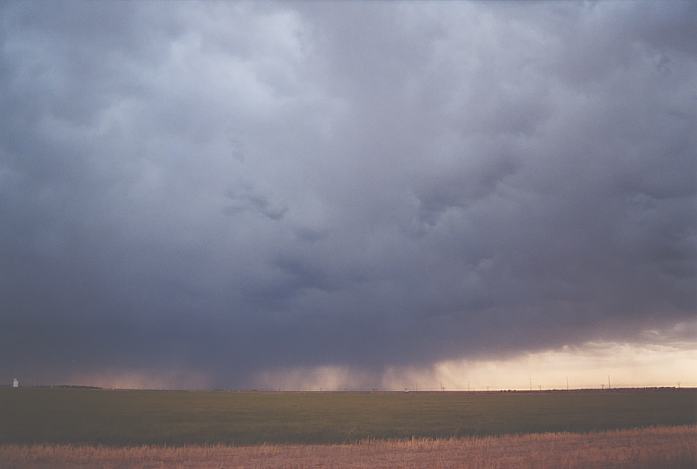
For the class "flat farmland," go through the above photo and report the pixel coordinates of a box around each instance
[2,426,696,468]
[1,388,695,446]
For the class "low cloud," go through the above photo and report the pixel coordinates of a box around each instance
[0,1,695,387]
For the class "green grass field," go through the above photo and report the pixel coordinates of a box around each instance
[1,388,695,446]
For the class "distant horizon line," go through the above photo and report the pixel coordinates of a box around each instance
[4,384,695,393]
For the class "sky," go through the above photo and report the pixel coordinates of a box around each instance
[1,1,695,390]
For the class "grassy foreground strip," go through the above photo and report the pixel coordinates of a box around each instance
[1,425,695,468]
[1,388,695,445]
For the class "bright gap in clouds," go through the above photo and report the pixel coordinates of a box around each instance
[253,340,697,392]
[65,323,697,390]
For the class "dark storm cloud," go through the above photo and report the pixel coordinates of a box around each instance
[1,1,695,387]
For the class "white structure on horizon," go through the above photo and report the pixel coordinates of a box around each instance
[12,378,19,388]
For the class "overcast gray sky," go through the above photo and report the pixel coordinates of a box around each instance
[1,1,695,388]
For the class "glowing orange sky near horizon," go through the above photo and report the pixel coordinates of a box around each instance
[253,341,697,392]
[67,338,697,391]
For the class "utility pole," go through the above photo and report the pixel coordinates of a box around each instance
[566,377,569,391]
[607,376,611,390]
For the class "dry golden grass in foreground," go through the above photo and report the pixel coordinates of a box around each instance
[1,425,695,469]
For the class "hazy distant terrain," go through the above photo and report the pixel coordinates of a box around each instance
[1,388,695,446]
